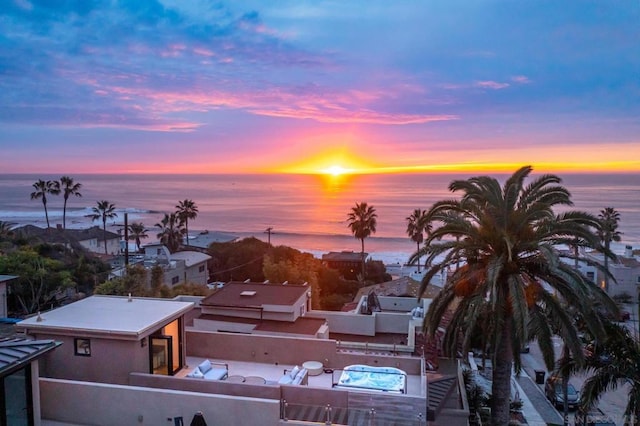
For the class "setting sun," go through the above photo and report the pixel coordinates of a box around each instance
[323,165,349,176]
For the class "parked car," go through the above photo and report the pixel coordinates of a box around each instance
[575,407,616,426]
[545,375,580,410]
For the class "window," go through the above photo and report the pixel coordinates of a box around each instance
[2,365,33,425]
[157,248,162,255]
[171,276,179,285]
[199,265,205,273]
[74,338,91,356]
[637,276,640,284]
[586,271,595,282]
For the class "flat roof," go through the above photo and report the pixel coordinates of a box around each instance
[17,296,194,338]
[200,282,309,308]
[198,314,326,336]
[0,275,18,283]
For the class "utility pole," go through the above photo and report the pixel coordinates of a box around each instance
[265,227,273,246]
[124,213,129,266]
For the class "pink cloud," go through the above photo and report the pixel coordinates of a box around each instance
[475,81,510,90]
[511,75,531,84]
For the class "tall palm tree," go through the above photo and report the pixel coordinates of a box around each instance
[406,208,430,273]
[30,179,60,228]
[90,200,118,254]
[347,202,377,280]
[155,213,184,253]
[410,166,616,425]
[127,222,148,252]
[60,176,82,230]
[598,207,621,293]
[176,199,198,247]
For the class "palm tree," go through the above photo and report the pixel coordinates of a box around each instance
[155,213,184,253]
[560,320,640,423]
[30,179,60,228]
[127,222,148,252]
[347,202,377,280]
[598,207,621,293]
[406,208,430,273]
[90,200,118,254]
[176,199,198,247]
[60,176,82,230]
[410,166,616,425]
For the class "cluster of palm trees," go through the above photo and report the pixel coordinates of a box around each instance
[154,199,199,252]
[30,176,83,229]
[88,199,199,254]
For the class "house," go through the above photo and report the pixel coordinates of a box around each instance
[322,250,367,279]
[584,245,640,297]
[111,244,212,288]
[15,225,121,256]
[0,275,17,319]
[13,293,467,425]
[141,244,212,287]
[0,337,60,426]
[194,282,328,338]
[16,295,194,385]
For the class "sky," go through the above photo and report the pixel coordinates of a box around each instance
[1,0,639,174]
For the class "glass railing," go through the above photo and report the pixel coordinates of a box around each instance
[280,400,426,425]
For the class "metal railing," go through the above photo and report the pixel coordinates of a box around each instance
[280,399,425,425]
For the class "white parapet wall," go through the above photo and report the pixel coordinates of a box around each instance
[40,378,280,426]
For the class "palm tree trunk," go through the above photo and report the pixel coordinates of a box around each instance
[102,219,108,254]
[603,241,610,293]
[185,220,189,246]
[360,238,365,280]
[63,199,68,229]
[43,199,50,228]
[416,242,421,273]
[491,316,513,426]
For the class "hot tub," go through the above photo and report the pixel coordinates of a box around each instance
[334,364,407,394]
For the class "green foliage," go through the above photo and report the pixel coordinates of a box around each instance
[150,265,164,297]
[0,246,76,314]
[208,237,270,282]
[365,259,392,284]
[94,265,148,296]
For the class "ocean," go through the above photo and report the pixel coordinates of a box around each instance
[1,172,639,265]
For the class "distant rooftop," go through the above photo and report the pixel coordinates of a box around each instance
[201,282,309,308]
[322,251,367,262]
[186,230,238,249]
[0,275,18,283]
[17,296,193,339]
[168,250,211,266]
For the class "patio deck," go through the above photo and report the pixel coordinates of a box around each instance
[180,356,426,396]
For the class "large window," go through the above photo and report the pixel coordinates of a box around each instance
[2,365,33,426]
[149,318,183,376]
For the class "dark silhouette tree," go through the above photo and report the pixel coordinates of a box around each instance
[127,222,148,252]
[598,207,621,293]
[60,176,82,230]
[176,199,198,247]
[155,213,184,253]
[30,179,60,228]
[90,200,117,255]
[406,208,430,272]
[347,202,377,280]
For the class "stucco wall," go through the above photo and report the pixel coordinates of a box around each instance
[40,378,280,426]
[185,329,422,374]
[34,333,149,385]
[305,311,376,336]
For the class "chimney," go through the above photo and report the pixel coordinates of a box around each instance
[625,245,633,258]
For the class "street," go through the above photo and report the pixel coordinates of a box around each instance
[521,328,632,426]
